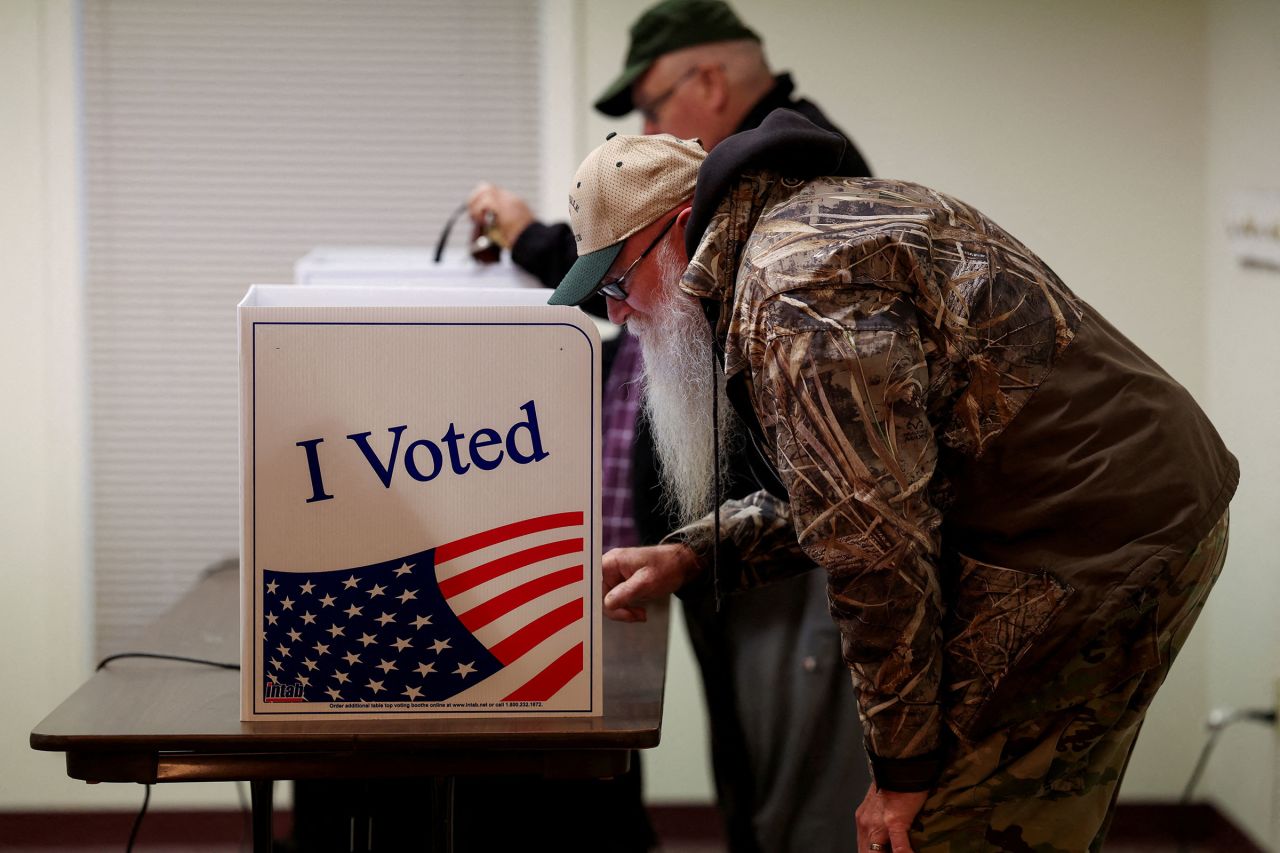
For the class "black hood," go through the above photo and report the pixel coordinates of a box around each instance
[685,108,864,258]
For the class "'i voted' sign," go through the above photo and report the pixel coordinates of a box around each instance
[238,285,601,720]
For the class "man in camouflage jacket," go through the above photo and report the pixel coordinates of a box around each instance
[550,111,1237,852]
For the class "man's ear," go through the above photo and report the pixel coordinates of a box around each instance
[703,63,730,112]
[674,205,695,260]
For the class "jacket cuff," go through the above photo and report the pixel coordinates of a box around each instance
[658,525,715,601]
[511,221,573,289]
[869,749,944,792]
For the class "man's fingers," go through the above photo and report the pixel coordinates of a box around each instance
[609,564,676,608]
[466,181,494,211]
[603,569,650,611]
[886,824,914,853]
[603,603,647,623]
[602,544,699,622]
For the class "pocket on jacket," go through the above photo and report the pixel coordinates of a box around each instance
[943,554,1073,736]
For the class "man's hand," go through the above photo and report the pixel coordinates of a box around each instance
[602,543,701,622]
[466,182,535,248]
[855,782,928,853]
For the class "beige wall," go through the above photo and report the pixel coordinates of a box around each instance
[0,0,238,811]
[1203,0,1280,846]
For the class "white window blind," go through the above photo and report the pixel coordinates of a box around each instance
[82,0,543,655]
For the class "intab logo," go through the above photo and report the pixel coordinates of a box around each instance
[264,680,306,703]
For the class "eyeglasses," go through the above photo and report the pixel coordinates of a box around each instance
[598,216,679,301]
[635,66,700,125]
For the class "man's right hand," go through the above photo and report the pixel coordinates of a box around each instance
[466,182,535,248]
[602,543,702,622]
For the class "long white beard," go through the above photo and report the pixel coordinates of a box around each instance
[629,241,734,526]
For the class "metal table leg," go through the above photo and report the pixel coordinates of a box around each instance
[431,776,455,853]
[250,779,273,852]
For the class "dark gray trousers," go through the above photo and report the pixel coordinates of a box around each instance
[682,567,870,853]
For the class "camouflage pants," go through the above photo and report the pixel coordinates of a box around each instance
[913,512,1230,852]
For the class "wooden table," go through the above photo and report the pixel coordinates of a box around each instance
[30,562,667,851]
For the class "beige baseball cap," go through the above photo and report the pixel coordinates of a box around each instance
[549,132,706,306]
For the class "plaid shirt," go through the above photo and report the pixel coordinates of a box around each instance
[601,330,643,551]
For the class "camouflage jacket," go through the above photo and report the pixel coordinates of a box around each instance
[672,170,1238,790]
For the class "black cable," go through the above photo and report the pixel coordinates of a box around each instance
[1180,726,1224,804]
[126,783,151,853]
[236,780,252,853]
[434,202,468,263]
[711,324,722,613]
[1177,707,1277,853]
[96,652,240,672]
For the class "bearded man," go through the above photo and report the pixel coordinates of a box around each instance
[548,112,1237,853]
[470,3,875,849]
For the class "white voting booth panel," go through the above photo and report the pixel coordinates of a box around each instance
[238,284,602,720]
[293,247,619,340]
[294,247,542,289]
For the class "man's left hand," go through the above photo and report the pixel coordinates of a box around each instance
[855,782,928,853]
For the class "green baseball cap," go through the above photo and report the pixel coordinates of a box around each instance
[594,0,761,117]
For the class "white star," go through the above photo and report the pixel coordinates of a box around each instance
[343,575,360,589]
[287,628,303,643]
[415,662,436,677]
[395,562,415,576]
[430,638,451,654]
[303,658,319,671]
[392,637,413,652]
[319,594,336,608]
[359,633,378,647]
[269,657,283,671]
[402,685,424,700]
[376,659,397,674]
[266,580,279,594]
[300,580,315,595]
[411,614,433,629]
[376,612,396,626]
[265,612,278,626]
[301,611,317,625]
[397,589,418,604]
[280,596,295,611]
[366,679,385,694]
[276,644,291,658]
[345,604,363,619]
[297,675,311,688]
[326,687,342,700]
[367,583,386,598]
[343,651,361,666]
[334,671,351,684]
[327,624,345,638]
[313,641,329,656]
[454,661,477,678]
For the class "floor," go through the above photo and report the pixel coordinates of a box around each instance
[0,805,1251,852]
[0,842,1237,852]
[0,832,1241,852]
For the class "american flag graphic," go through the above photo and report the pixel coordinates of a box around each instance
[260,511,589,706]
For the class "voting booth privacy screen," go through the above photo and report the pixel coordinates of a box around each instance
[238,285,602,720]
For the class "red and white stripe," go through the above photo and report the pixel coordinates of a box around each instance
[433,512,589,703]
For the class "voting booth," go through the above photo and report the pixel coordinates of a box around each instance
[293,247,543,289]
[238,284,602,720]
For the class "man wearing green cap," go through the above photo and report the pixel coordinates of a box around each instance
[468,0,869,284]
[548,111,1235,852]
[468,3,873,851]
